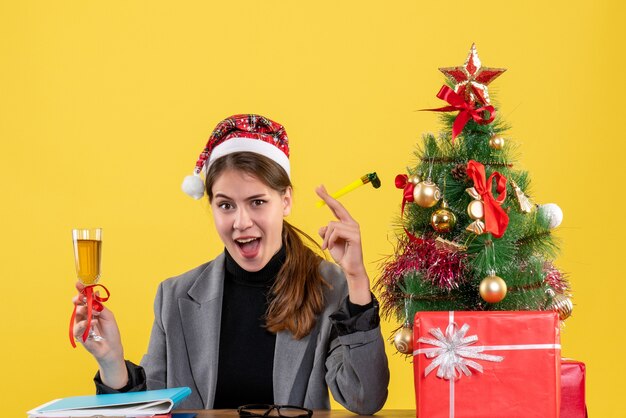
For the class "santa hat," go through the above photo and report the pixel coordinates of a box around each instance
[182,114,290,199]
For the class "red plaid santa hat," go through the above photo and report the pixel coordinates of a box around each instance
[182,114,290,199]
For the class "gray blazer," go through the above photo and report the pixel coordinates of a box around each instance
[140,253,389,414]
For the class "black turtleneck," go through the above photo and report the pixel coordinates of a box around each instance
[212,246,286,408]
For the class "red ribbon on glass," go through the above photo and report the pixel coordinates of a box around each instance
[423,86,496,140]
[466,160,509,238]
[69,284,110,347]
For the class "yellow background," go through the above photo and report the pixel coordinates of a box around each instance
[1,1,623,416]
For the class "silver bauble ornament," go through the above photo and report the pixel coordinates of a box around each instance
[538,203,563,229]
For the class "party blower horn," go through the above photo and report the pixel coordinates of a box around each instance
[317,172,381,207]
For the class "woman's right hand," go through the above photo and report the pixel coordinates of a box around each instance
[72,282,128,388]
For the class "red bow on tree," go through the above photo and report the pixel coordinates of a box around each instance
[466,160,509,238]
[395,174,425,244]
[424,86,496,140]
[395,174,416,216]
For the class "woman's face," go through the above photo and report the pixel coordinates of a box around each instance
[210,168,292,272]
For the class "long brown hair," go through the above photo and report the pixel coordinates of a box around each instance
[205,152,328,339]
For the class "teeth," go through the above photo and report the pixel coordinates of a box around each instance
[236,238,257,244]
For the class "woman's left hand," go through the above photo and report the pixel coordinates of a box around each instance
[316,185,372,305]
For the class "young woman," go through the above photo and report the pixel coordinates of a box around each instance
[72,114,389,414]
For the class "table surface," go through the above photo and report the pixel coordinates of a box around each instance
[175,410,414,418]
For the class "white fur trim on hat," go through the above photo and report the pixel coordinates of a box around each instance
[208,136,291,178]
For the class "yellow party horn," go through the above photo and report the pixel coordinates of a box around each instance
[317,172,381,207]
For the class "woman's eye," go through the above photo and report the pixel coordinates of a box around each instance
[218,202,233,210]
[252,200,266,207]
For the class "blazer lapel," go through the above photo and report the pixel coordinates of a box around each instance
[273,323,319,404]
[179,253,225,408]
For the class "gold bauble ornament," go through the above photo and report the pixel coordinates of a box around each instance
[393,325,414,355]
[489,135,505,150]
[431,201,457,233]
[479,274,508,303]
[409,174,422,185]
[413,180,441,208]
[552,293,573,320]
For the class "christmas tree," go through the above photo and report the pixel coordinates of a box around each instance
[375,44,572,355]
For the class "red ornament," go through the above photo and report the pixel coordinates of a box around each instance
[439,43,506,106]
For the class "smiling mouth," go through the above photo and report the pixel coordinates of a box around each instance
[235,237,261,257]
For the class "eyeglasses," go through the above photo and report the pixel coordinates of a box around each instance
[237,404,313,418]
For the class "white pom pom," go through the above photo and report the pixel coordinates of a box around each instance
[538,203,563,229]
[182,174,205,199]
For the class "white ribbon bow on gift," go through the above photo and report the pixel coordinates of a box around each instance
[417,322,504,380]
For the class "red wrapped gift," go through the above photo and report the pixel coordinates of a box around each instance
[413,311,561,418]
[561,359,587,418]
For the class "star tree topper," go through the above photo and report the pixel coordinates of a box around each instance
[439,43,506,106]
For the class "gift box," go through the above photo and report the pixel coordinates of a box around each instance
[561,359,587,418]
[413,311,561,418]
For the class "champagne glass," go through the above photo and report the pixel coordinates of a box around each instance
[72,228,104,342]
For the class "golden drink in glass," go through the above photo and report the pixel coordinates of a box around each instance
[72,228,103,341]
[75,239,101,284]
